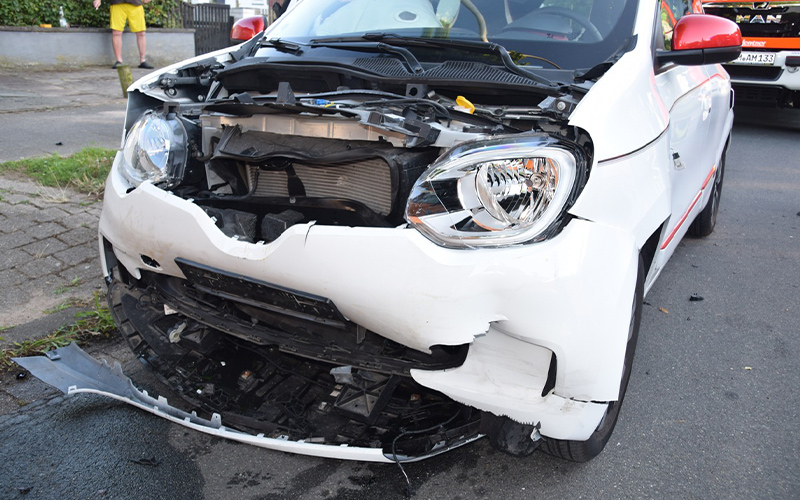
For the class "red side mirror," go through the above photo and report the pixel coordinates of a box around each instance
[672,14,742,51]
[657,14,742,66]
[231,15,266,42]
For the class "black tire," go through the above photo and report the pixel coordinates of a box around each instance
[541,257,644,462]
[688,149,726,238]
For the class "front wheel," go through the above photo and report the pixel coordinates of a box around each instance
[540,256,644,462]
[688,149,726,238]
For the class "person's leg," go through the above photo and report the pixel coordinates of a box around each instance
[128,5,148,63]
[136,31,147,63]
[112,30,123,63]
[109,4,127,65]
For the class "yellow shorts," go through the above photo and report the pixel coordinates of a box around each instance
[110,4,146,33]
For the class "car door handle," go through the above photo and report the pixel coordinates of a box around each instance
[701,93,712,120]
[672,150,686,170]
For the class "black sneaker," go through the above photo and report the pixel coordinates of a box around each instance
[138,61,154,69]
[111,61,123,69]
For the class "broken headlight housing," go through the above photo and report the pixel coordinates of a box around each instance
[406,135,584,248]
[120,110,188,188]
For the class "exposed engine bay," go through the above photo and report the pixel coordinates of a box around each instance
[131,51,590,239]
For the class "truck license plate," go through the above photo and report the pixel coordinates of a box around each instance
[732,52,776,65]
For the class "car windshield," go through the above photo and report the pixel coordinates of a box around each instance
[266,0,638,70]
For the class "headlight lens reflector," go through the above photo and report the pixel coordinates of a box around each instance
[120,111,187,187]
[406,137,579,248]
[474,157,560,230]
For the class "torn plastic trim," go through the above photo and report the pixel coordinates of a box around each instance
[13,343,482,463]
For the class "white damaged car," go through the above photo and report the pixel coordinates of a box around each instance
[19,0,741,463]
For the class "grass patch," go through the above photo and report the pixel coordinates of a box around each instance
[1,293,116,370]
[43,296,86,314]
[0,147,115,196]
[54,276,82,295]
[43,302,72,314]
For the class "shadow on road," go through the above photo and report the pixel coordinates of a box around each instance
[734,104,800,131]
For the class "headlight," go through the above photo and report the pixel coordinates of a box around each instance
[120,111,187,187]
[406,135,586,248]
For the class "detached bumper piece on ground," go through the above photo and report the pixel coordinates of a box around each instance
[14,343,483,462]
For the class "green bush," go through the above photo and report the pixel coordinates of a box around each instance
[0,0,183,29]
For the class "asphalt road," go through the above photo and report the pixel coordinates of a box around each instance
[1,107,798,500]
[0,104,126,162]
[0,67,151,163]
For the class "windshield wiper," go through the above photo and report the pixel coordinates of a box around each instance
[258,38,423,75]
[316,33,562,90]
[260,38,304,55]
[574,35,637,82]
[307,39,424,75]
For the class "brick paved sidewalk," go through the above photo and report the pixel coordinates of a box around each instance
[0,65,153,344]
[0,176,104,339]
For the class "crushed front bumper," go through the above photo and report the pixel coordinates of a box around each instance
[99,154,639,442]
[15,343,481,462]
